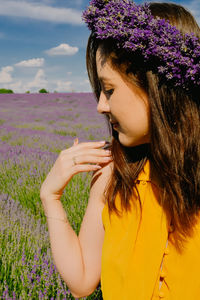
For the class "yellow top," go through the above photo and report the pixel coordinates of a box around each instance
[101,160,200,299]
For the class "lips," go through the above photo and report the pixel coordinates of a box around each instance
[110,119,118,125]
[110,121,119,130]
[109,119,119,130]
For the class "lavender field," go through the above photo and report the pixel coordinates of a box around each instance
[0,93,110,299]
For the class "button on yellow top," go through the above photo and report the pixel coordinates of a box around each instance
[160,270,166,278]
[140,180,147,185]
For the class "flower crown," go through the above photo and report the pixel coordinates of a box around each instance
[82,0,200,92]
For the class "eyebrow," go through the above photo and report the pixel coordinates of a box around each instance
[98,76,113,83]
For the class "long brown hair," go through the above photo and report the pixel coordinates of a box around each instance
[86,2,200,252]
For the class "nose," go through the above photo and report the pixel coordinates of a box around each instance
[97,92,110,114]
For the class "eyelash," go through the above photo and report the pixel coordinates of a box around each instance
[104,89,114,97]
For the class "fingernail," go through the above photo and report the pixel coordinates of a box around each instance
[105,150,112,154]
[104,156,112,161]
[95,165,102,169]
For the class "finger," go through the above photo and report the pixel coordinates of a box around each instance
[72,154,113,165]
[73,138,79,146]
[77,148,112,157]
[72,163,102,175]
[102,141,111,150]
[69,141,106,152]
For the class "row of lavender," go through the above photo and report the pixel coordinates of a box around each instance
[0,93,110,299]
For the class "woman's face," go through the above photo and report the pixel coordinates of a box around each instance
[96,48,150,147]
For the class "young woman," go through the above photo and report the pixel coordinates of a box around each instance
[40,1,200,299]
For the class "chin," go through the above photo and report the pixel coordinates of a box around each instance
[118,137,137,147]
[118,135,149,148]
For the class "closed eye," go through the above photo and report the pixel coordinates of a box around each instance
[104,89,114,97]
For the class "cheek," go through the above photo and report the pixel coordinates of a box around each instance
[127,101,149,128]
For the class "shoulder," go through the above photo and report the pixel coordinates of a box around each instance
[90,161,114,205]
[91,161,114,183]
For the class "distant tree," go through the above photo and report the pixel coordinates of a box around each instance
[39,88,48,93]
[26,91,30,94]
[0,88,14,94]
[54,90,58,93]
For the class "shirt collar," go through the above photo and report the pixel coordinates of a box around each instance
[137,160,161,188]
[137,160,151,182]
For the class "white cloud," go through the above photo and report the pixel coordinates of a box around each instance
[45,44,79,56]
[15,58,44,68]
[0,0,82,25]
[0,66,14,83]
[26,69,48,90]
[79,79,90,86]
[56,80,73,92]
[2,70,48,93]
[8,81,23,93]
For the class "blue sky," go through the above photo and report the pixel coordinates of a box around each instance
[0,0,199,93]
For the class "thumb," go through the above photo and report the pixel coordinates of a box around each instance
[73,138,79,146]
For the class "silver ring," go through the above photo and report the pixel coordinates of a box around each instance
[72,156,77,166]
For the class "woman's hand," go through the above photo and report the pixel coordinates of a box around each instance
[40,139,113,202]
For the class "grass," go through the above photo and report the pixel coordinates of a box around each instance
[15,124,46,131]
[54,129,77,137]
[1,133,13,142]
[0,119,5,125]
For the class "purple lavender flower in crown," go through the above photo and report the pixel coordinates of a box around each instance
[82,0,200,91]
